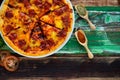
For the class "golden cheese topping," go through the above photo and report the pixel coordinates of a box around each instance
[0,0,73,57]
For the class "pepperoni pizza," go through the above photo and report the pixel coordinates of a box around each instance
[0,0,74,57]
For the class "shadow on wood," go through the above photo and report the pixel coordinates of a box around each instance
[0,57,120,79]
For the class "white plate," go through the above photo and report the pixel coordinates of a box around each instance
[0,0,75,58]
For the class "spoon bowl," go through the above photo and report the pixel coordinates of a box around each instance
[75,4,96,30]
[75,30,94,59]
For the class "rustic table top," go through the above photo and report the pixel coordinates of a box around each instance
[71,0,120,6]
[0,0,120,57]
[0,0,120,80]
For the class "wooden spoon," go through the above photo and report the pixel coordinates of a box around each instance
[75,30,94,59]
[75,4,96,30]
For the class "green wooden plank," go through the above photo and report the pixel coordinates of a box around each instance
[86,6,120,11]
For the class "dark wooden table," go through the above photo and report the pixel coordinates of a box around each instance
[0,0,120,80]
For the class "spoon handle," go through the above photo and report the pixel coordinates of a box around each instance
[84,45,94,59]
[86,17,96,30]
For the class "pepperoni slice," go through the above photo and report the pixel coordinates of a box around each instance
[40,39,55,51]
[19,12,26,17]
[43,2,51,10]
[53,0,64,5]
[62,15,70,27]
[23,0,30,8]
[40,41,49,50]
[54,6,69,16]
[31,33,39,40]
[34,0,42,7]
[54,9,63,16]
[5,10,13,18]
[46,38,55,47]
[28,9,36,17]
[18,0,24,3]
[4,25,14,34]
[18,40,26,49]
[57,29,67,38]
[23,19,32,25]
[8,33,17,41]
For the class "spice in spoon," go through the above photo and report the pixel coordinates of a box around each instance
[75,4,96,30]
[77,30,86,43]
[75,4,86,17]
[75,30,94,59]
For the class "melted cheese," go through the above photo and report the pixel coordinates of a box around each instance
[50,31,58,41]
[54,19,63,29]
[29,39,40,47]
[40,15,54,25]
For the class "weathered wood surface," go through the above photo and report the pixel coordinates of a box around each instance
[0,0,120,80]
[71,0,120,6]
[0,57,120,80]
[0,0,120,56]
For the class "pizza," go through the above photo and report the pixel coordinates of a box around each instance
[0,0,74,57]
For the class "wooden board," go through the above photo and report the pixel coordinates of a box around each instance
[0,0,120,80]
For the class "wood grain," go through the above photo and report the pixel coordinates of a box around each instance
[0,0,120,6]
[0,0,120,79]
[71,0,120,6]
[0,57,120,79]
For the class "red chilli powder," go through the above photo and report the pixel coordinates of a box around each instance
[77,31,86,43]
